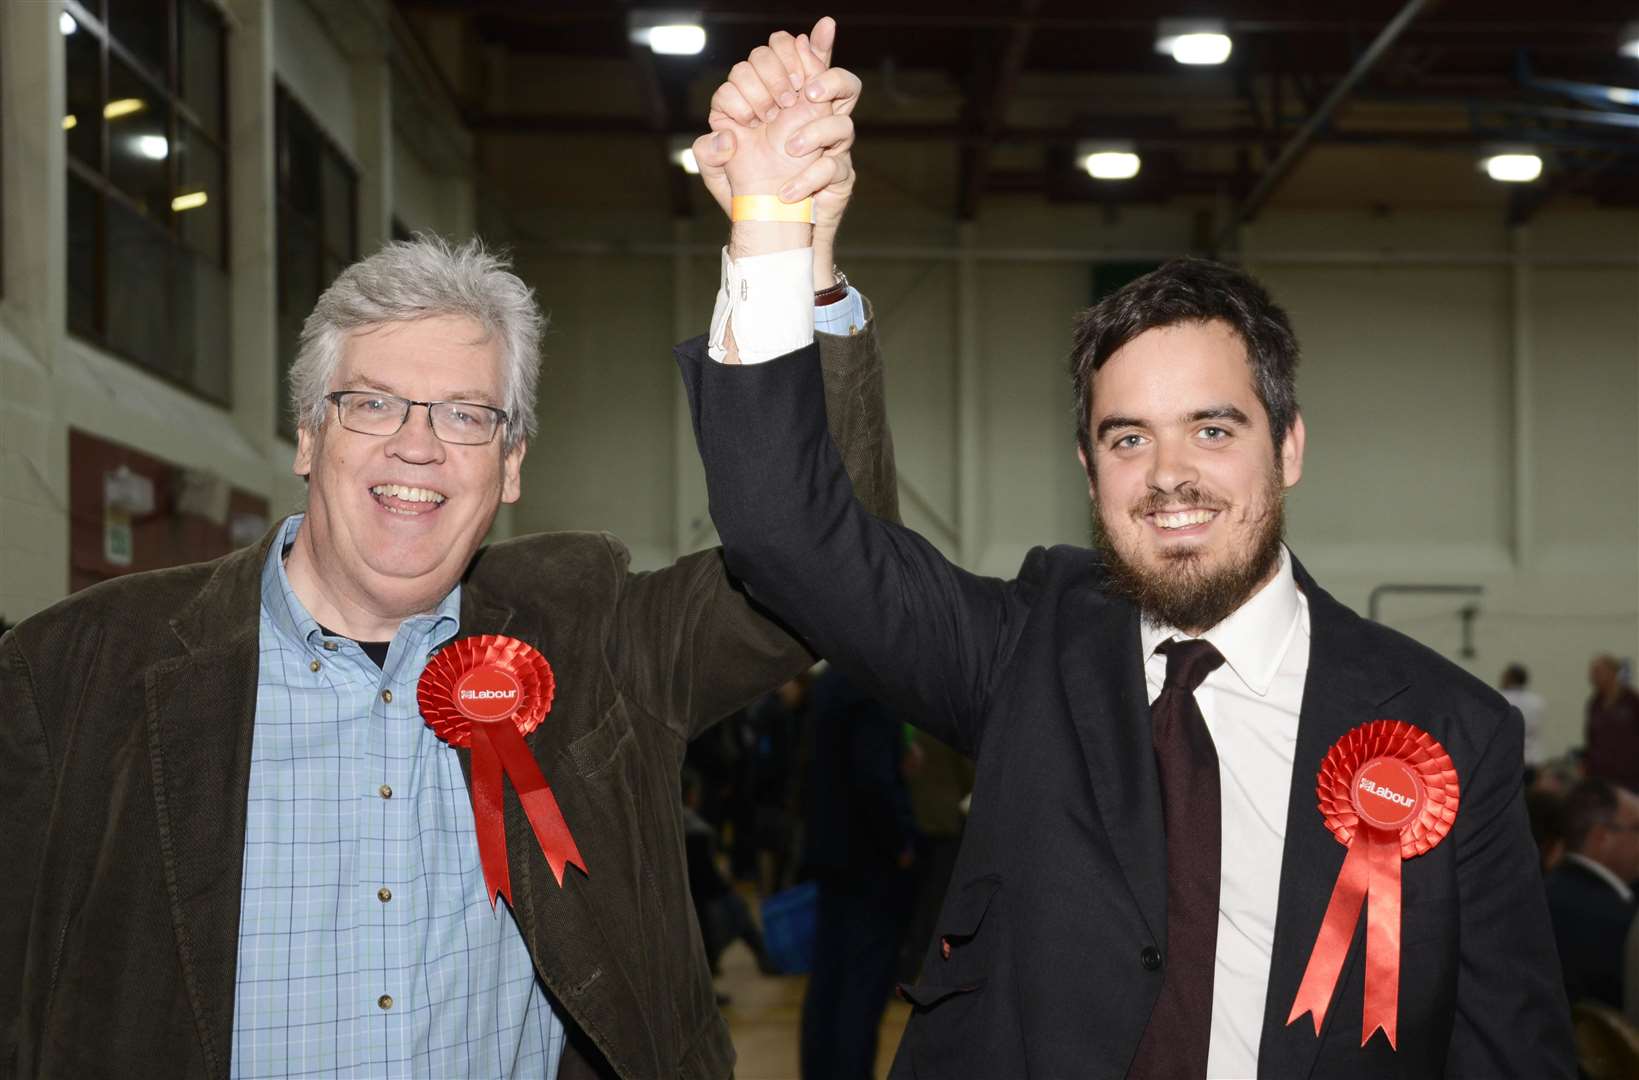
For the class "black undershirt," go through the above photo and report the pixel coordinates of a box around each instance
[318,623,391,669]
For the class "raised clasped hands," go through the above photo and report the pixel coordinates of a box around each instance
[693,17,861,275]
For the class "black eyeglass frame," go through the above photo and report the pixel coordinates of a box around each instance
[324,390,511,446]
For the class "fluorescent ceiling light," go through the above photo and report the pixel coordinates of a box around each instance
[1482,154,1542,183]
[171,191,209,212]
[63,114,78,131]
[135,134,169,160]
[1083,152,1141,180]
[675,147,700,174]
[1621,22,1639,59]
[628,11,706,56]
[1170,33,1232,65]
[1155,19,1232,65]
[1606,86,1639,106]
[61,12,77,34]
[103,98,145,119]
[647,25,706,55]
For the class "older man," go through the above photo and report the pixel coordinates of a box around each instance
[0,26,879,1080]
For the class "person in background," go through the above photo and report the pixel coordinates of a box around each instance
[1587,655,1639,792]
[1526,786,1568,874]
[1545,778,1639,1011]
[799,667,918,1080]
[681,768,775,986]
[1502,662,1547,780]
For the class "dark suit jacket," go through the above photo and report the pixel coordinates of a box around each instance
[1545,857,1638,1011]
[0,327,896,1080]
[684,341,1575,1079]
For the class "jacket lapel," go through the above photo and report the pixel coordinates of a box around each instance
[452,583,620,1020]
[1057,577,1167,943]
[1258,558,1412,1080]
[143,535,275,1080]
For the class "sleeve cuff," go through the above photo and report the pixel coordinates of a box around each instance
[708,246,815,365]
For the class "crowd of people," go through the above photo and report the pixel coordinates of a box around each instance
[682,667,975,1077]
[1523,654,1639,1054]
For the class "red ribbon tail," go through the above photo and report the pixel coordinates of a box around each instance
[470,725,512,910]
[1362,830,1403,1049]
[1287,835,1371,1034]
[490,721,587,887]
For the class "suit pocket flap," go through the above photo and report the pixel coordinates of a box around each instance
[938,874,1002,943]
[896,978,986,1010]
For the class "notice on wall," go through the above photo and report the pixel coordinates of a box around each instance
[102,467,154,568]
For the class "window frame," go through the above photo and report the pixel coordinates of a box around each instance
[63,0,232,404]
[274,83,359,441]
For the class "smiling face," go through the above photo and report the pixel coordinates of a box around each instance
[289,314,525,635]
[1079,319,1305,633]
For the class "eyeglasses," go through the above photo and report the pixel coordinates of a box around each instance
[325,391,510,446]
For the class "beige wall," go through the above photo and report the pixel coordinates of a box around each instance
[494,197,1638,760]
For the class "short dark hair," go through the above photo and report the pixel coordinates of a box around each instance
[1502,663,1529,689]
[1070,257,1301,462]
[1562,777,1619,853]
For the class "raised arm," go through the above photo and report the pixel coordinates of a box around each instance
[609,24,901,743]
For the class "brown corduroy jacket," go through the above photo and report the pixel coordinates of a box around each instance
[0,327,896,1080]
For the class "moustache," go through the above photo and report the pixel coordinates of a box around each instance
[1129,485,1229,518]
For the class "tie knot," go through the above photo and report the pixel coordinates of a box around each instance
[1157,638,1225,694]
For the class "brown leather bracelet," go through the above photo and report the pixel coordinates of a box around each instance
[814,268,849,307]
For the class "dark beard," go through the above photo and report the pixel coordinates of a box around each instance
[1092,474,1286,634]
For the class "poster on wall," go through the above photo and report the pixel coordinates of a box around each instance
[101,466,154,568]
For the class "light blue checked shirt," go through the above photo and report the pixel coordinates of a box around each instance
[231,514,565,1079]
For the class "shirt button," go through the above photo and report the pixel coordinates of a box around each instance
[379,784,393,800]
[1140,946,1163,972]
[378,887,392,903]
[378,994,393,1010]
[381,689,393,704]
[323,640,339,651]
[309,659,321,673]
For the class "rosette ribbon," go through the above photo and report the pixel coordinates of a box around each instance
[1285,719,1459,1050]
[418,634,587,907]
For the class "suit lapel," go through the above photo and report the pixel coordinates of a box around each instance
[1057,579,1167,943]
[1258,559,1412,1079]
[453,583,616,1013]
[143,538,272,1080]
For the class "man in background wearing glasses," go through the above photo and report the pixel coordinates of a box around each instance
[0,29,881,1075]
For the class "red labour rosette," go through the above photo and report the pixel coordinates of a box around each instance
[418,634,587,907]
[1285,719,1459,1050]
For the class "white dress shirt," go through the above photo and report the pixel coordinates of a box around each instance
[1140,545,1311,1080]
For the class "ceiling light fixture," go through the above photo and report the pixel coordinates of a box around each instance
[628,11,706,56]
[135,134,169,160]
[1481,153,1542,183]
[171,191,209,212]
[1078,141,1141,181]
[1620,22,1639,60]
[1156,19,1232,66]
[61,12,78,35]
[63,114,78,131]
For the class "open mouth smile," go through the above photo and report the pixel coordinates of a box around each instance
[370,483,447,516]
[1145,508,1219,535]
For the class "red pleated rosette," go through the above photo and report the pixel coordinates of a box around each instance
[1286,719,1458,1051]
[418,635,585,905]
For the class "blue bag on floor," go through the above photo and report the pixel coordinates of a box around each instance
[760,880,818,975]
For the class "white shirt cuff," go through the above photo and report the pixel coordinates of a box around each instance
[708,246,815,365]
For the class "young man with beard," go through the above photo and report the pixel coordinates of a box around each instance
[681,245,1574,1074]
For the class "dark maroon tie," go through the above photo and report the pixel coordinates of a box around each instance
[1129,638,1227,1079]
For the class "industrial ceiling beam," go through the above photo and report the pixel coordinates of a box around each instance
[1214,0,1437,250]
[956,0,1041,220]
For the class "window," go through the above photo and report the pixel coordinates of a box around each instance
[63,0,230,403]
[276,85,357,440]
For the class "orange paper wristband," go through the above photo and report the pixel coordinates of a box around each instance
[730,195,814,224]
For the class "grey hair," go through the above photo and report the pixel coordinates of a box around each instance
[289,234,543,451]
